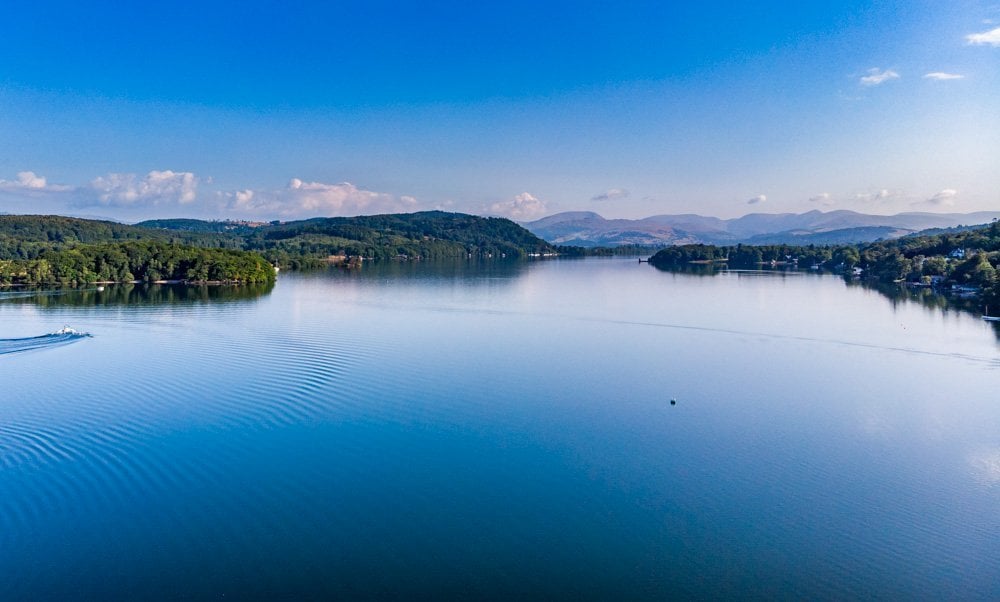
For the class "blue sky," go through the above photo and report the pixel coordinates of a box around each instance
[1,0,998,221]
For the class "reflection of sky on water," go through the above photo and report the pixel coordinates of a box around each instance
[657,264,1000,344]
[1,257,998,599]
[969,449,1000,486]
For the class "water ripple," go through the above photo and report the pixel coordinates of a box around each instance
[0,330,91,355]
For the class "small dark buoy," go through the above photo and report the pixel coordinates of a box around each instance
[670,399,676,405]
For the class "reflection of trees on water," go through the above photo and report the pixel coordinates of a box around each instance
[313,257,531,282]
[852,279,1000,339]
[648,263,722,278]
[651,263,1000,341]
[0,282,274,308]
[849,280,955,312]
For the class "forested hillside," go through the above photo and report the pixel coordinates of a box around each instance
[238,212,554,264]
[0,212,556,285]
[0,215,244,260]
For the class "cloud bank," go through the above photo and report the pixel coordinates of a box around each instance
[220,179,419,218]
[87,171,198,207]
[923,189,958,207]
[0,171,72,193]
[0,169,428,220]
[1,170,200,210]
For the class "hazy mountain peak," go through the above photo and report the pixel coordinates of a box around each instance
[523,209,1000,247]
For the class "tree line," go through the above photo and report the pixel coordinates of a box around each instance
[0,212,560,286]
[0,212,556,270]
[648,220,1000,305]
[0,241,276,286]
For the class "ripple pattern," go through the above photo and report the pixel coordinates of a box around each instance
[1,268,999,599]
[0,331,90,355]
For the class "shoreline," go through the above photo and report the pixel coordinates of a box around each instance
[0,279,264,289]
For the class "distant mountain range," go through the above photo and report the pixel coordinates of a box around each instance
[522,210,1000,247]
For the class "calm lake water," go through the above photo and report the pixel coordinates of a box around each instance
[2,258,998,599]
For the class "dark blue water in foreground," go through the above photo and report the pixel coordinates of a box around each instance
[2,259,998,599]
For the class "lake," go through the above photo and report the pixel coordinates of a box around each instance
[2,258,998,599]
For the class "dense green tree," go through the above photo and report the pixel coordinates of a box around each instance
[0,212,556,272]
[0,241,275,286]
[647,220,1000,299]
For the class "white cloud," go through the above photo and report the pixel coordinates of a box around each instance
[230,189,256,208]
[15,171,46,189]
[0,171,72,193]
[287,178,386,213]
[87,170,198,207]
[220,179,419,218]
[747,194,767,205]
[488,192,548,221]
[924,189,958,207]
[809,192,833,206]
[966,26,1000,46]
[855,189,898,203]
[591,188,630,202]
[2,169,423,219]
[923,72,965,80]
[860,68,900,86]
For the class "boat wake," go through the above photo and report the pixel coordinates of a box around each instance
[0,327,92,356]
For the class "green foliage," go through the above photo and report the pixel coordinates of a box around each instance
[646,244,720,264]
[0,212,555,273]
[648,219,1000,294]
[0,215,246,262]
[241,211,555,260]
[135,218,260,235]
[0,241,275,286]
[951,253,997,286]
